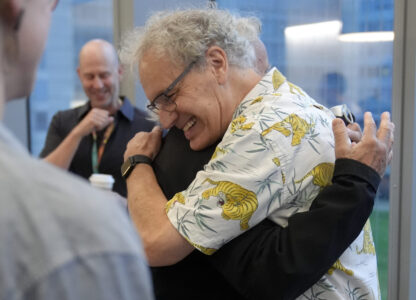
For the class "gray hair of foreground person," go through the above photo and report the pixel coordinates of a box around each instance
[120,9,261,72]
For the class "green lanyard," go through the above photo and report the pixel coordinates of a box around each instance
[91,122,115,173]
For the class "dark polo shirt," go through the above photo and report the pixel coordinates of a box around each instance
[151,126,380,300]
[40,97,155,197]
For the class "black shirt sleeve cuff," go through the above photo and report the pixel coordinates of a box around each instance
[333,158,381,193]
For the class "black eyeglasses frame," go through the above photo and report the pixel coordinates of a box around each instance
[146,61,196,113]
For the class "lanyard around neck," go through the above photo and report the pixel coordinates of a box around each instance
[91,122,115,173]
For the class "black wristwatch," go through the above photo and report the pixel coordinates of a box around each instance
[121,155,152,180]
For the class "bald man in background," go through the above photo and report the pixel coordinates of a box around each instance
[41,39,155,197]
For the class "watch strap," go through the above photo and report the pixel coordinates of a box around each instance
[130,154,152,166]
[121,154,152,179]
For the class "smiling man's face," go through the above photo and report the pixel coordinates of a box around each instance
[77,42,121,110]
[139,52,232,151]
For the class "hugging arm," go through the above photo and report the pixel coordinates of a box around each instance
[207,158,379,300]
[207,112,393,300]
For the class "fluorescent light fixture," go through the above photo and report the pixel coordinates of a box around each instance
[284,20,342,39]
[338,31,394,42]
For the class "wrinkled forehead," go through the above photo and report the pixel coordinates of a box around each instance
[138,51,184,99]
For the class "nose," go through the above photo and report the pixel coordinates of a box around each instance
[158,110,178,129]
[92,77,103,89]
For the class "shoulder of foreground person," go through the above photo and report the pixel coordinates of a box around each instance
[0,150,154,300]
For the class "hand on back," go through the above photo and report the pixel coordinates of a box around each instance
[124,126,163,161]
[333,111,394,177]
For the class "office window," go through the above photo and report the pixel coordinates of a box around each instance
[216,0,393,298]
[29,0,113,156]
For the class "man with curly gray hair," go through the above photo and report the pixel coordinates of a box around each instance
[122,8,392,300]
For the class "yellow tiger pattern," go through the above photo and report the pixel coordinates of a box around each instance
[295,162,334,190]
[184,237,217,255]
[261,114,314,146]
[230,115,255,134]
[328,259,354,276]
[202,178,258,230]
[272,158,286,183]
[288,82,305,96]
[272,69,304,96]
[250,96,264,105]
[211,147,227,160]
[272,157,281,166]
[272,69,285,91]
[356,220,376,255]
[165,192,186,213]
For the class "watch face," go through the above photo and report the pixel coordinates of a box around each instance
[121,159,132,179]
[121,155,152,179]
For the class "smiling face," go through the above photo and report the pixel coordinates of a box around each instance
[77,40,121,110]
[139,50,237,151]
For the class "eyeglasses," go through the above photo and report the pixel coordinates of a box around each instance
[147,61,196,113]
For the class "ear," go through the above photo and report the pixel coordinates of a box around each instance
[76,67,81,79]
[0,0,23,29]
[205,46,228,85]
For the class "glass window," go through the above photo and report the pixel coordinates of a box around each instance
[29,0,113,156]
[216,0,393,298]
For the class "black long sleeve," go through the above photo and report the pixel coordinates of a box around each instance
[207,158,380,300]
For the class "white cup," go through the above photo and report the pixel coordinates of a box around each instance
[88,173,115,190]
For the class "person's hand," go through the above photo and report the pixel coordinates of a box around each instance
[332,111,394,177]
[346,122,362,144]
[74,108,114,137]
[124,126,162,161]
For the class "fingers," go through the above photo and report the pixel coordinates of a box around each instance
[347,122,361,132]
[377,111,394,146]
[124,127,163,160]
[361,112,377,141]
[346,127,362,143]
[346,122,362,143]
[377,111,395,167]
[149,126,163,159]
[332,118,351,159]
[89,109,114,131]
[99,116,114,130]
[347,111,394,177]
[387,149,393,165]
[152,125,162,136]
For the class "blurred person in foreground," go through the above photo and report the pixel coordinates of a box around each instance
[40,39,155,197]
[0,0,154,299]
[121,8,394,300]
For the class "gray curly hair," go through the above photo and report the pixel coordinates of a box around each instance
[120,9,261,72]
